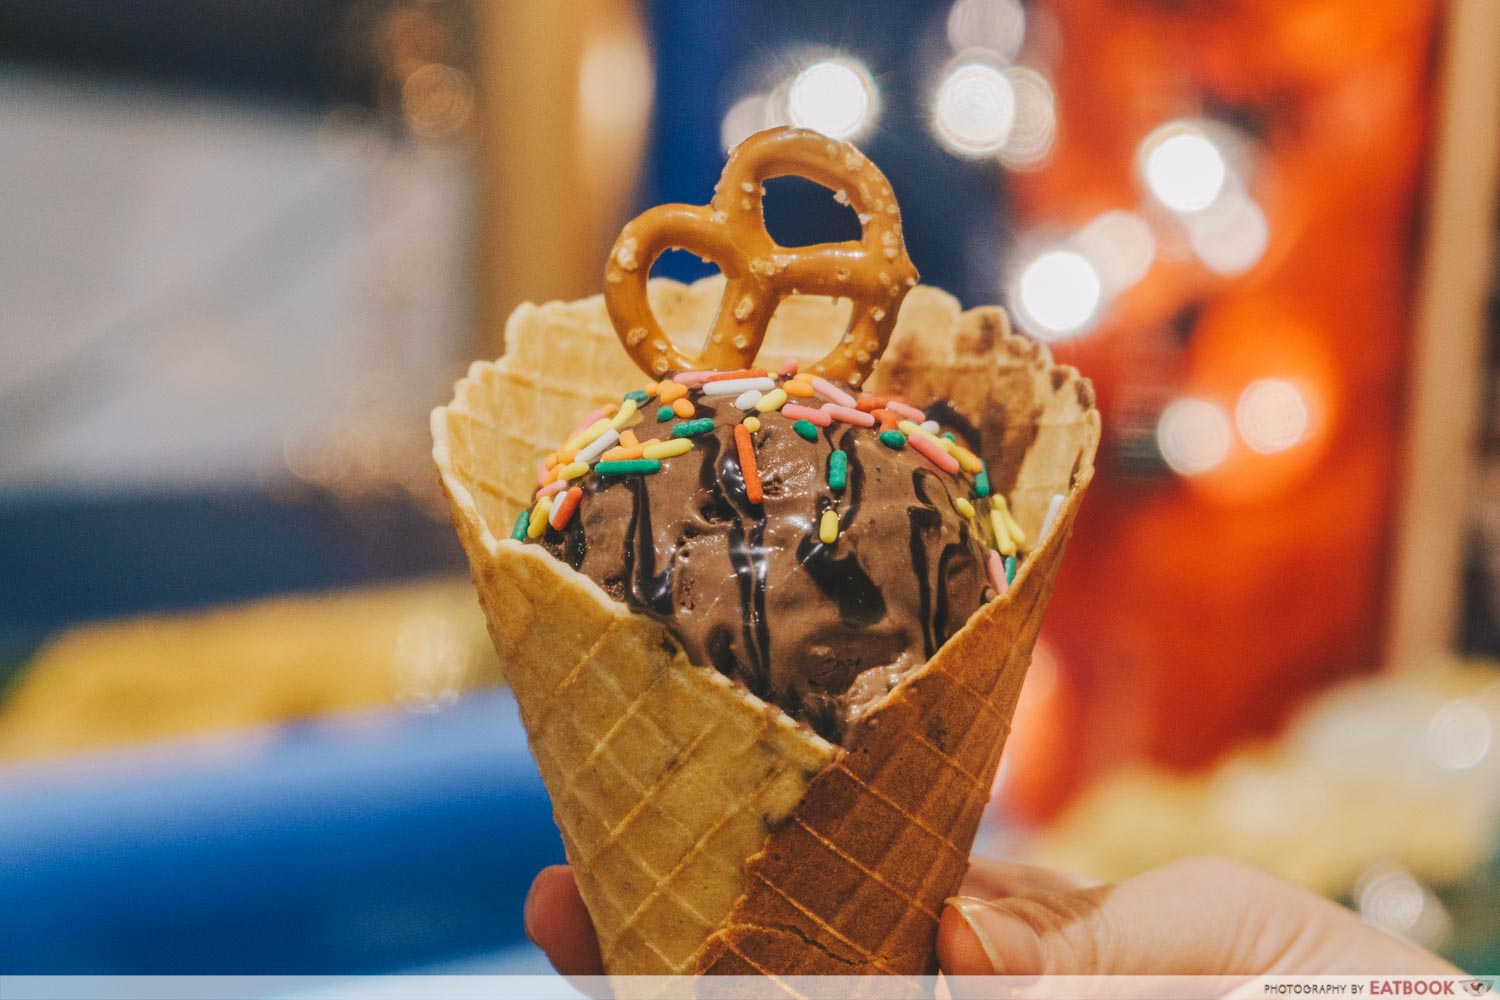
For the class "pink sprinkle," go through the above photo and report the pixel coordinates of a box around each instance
[567,407,607,438]
[781,403,832,426]
[779,358,800,377]
[909,432,960,474]
[822,403,875,427]
[886,400,927,423]
[536,461,551,487]
[536,478,568,499]
[987,550,1008,597]
[810,376,857,408]
[673,370,717,387]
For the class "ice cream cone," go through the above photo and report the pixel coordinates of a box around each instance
[432,275,1098,979]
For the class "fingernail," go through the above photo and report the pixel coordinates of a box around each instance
[946,896,1045,976]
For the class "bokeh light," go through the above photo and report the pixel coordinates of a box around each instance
[400,63,474,140]
[1190,193,1270,275]
[998,67,1056,171]
[1157,398,1233,476]
[1355,863,1451,948]
[1076,210,1155,293]
[1140,120,1229,214]
[1426,698,1493,771]
[786,57,880,140]
[1011,249,1102,340]
[931,61,1015,158]
[946,0,1027,63]
[1235,379,1310,454]
[721,92,773,151]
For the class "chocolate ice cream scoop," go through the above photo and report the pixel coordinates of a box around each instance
[519,370,1023,743]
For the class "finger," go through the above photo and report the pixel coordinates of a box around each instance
[957,857,1097,900]
[524,865,605,976]
[940,855,1460,976]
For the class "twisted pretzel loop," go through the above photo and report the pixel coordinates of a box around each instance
[603,127,918,387]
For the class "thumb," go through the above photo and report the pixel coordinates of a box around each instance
[939,855,1458,976]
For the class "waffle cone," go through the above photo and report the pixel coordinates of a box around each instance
[432,276,1098,980]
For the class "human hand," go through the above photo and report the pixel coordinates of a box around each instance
[524,855,1461,977]
[939,855,1459,976]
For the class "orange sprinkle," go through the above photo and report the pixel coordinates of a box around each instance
[784,377,814,397]
[556,448,578,465]
[600,443,647,462]
[603,402,619,417]
[643,381,661,398]
[872,407,898,432]
[702,368,769,384]
[671,398,695,418]
[549,486,584,530]
[856,395,888,412]
[658,381,689,404]
[544,451,560,469]
[619,429,639,448]
[733,424,763,505]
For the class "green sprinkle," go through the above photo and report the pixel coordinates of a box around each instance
[879,430,907,450]
[672,418,715,439]
[975,463,991,498]
[941,431,957,442]
[595,459,662,475]
[828,450,848,491]
[510,509,530,541]
[793,419,819,442]
[656,405,674,422]
[1005,554,1017,585]
[624,389,649,404]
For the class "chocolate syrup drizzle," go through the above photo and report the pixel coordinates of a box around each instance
[541,387,994,743]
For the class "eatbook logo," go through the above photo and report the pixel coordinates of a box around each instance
[1461,982,1492,997]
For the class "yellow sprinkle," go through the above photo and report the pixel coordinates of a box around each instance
[619,429,639,448]
[528,496,552,539]
[955,497,975,518]
[642,438,693,460]
[559,461,589,480]
[564,417,613,452]
[953,444,984,474]
[989,508,1017,556]
[819,510,840,544]
[993,493,1027,546]
[898,418,942,444]
[754,388,788,412]
[743,416,761,433]
[610,398,640,429]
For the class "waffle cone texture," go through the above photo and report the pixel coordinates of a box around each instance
[432,276,1099,978]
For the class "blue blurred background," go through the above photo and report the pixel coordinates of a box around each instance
[1,0,1497,981]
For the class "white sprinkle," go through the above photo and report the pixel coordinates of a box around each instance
[701,377,777,396]
[1040,493,1065,542]
[576,428,620,464]
[919,420,940,435]
[734,389,764,410]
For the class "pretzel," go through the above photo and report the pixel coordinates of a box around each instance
[603,127,918,387]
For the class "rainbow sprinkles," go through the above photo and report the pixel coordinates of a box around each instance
[515,361,1056,602]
